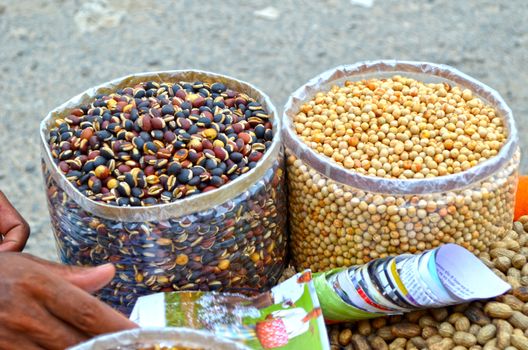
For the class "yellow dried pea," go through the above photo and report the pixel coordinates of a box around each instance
[293,76,506,179]
[287,75,518,271]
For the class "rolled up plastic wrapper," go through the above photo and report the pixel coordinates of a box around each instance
[314,243,511,322]
[130,271,330,350]
[68,328,251,350]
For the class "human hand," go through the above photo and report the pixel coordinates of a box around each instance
[0,191,30,252]
[0,253,137,349]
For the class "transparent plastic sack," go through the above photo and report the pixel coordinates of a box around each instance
[68,328,251,350]
[41,70,287,315]
[282,60,520,272]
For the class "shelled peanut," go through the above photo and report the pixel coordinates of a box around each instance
[328,217,528,350]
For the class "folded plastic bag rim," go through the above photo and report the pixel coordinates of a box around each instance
[67,327,251,350]
[282,60,519,195]
[40,69,281,222]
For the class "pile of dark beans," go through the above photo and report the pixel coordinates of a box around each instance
[48,80,274,206]
[44,80,286,315]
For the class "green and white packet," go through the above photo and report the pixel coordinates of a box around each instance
[313,244,511,323]
[130,270,329,350]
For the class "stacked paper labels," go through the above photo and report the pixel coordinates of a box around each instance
[316,244,511,322]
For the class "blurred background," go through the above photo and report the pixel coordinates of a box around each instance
[0,0,526,261]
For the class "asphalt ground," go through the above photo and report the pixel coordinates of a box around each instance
[0,0,526,260]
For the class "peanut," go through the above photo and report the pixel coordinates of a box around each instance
[448,312,465,324]
[490,248,516,260]
[469,324,481,336]
[496,319,512,348]
[430,308,449,322]
[429,338,455,350]
[369,336,389,350]
[410,336,426,349]
[454,331,477,347]
[358,320,372,336]
[351,334,372,350]
[465,305,492,326]
[498,294,524,311]
[509,311,528,330]
[477,324,497,345]
[438,321,455,337]
[377,326,396,341]
[391,323,422,338]
[484,302,514,318]
[421,325,438,339]
[455,316,471,332]
[418,315,437,328]
[482,339,497,350]
[512,334,528,350]
[339,328,353,346]
[329,327,340,345]
[513,287,528,302]
[426,335,444,347]
[389,338,407,350]
[513,254,527,269]
[406,311,427,323]
[494,256,511,273]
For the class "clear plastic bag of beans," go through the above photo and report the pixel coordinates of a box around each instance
[40,70,286,315]
[282,60,520,272]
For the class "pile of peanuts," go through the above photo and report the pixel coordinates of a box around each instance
[293,76,506,179]
[287,75,519,271]
[327,217,528,350]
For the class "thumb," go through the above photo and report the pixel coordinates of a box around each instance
[22,254,116,293]
[54,263,116,293]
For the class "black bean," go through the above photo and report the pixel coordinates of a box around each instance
[210,175,224,187]
[230,152,243,162]
[197,117,211,128]
[100,146,115,159]
[211,82,226,93]
[188,176,201,186]
[96,130,112,141]
[81,160,94,173]
[161,104,175,115]
[177,169,192,184]
[116,197,130,206]
[167,162,182,176]
[117,182,131,197]
[210,167,224,176]
[205,158,217,170]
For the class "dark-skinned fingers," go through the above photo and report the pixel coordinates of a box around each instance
[0,337,46,350]
[0,302,87,350]
[19,254,116,293]
[42,278,137,336]
[29,308,89,350]
[0,191,30,252]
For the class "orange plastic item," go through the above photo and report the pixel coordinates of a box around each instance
[514,175,528,221]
